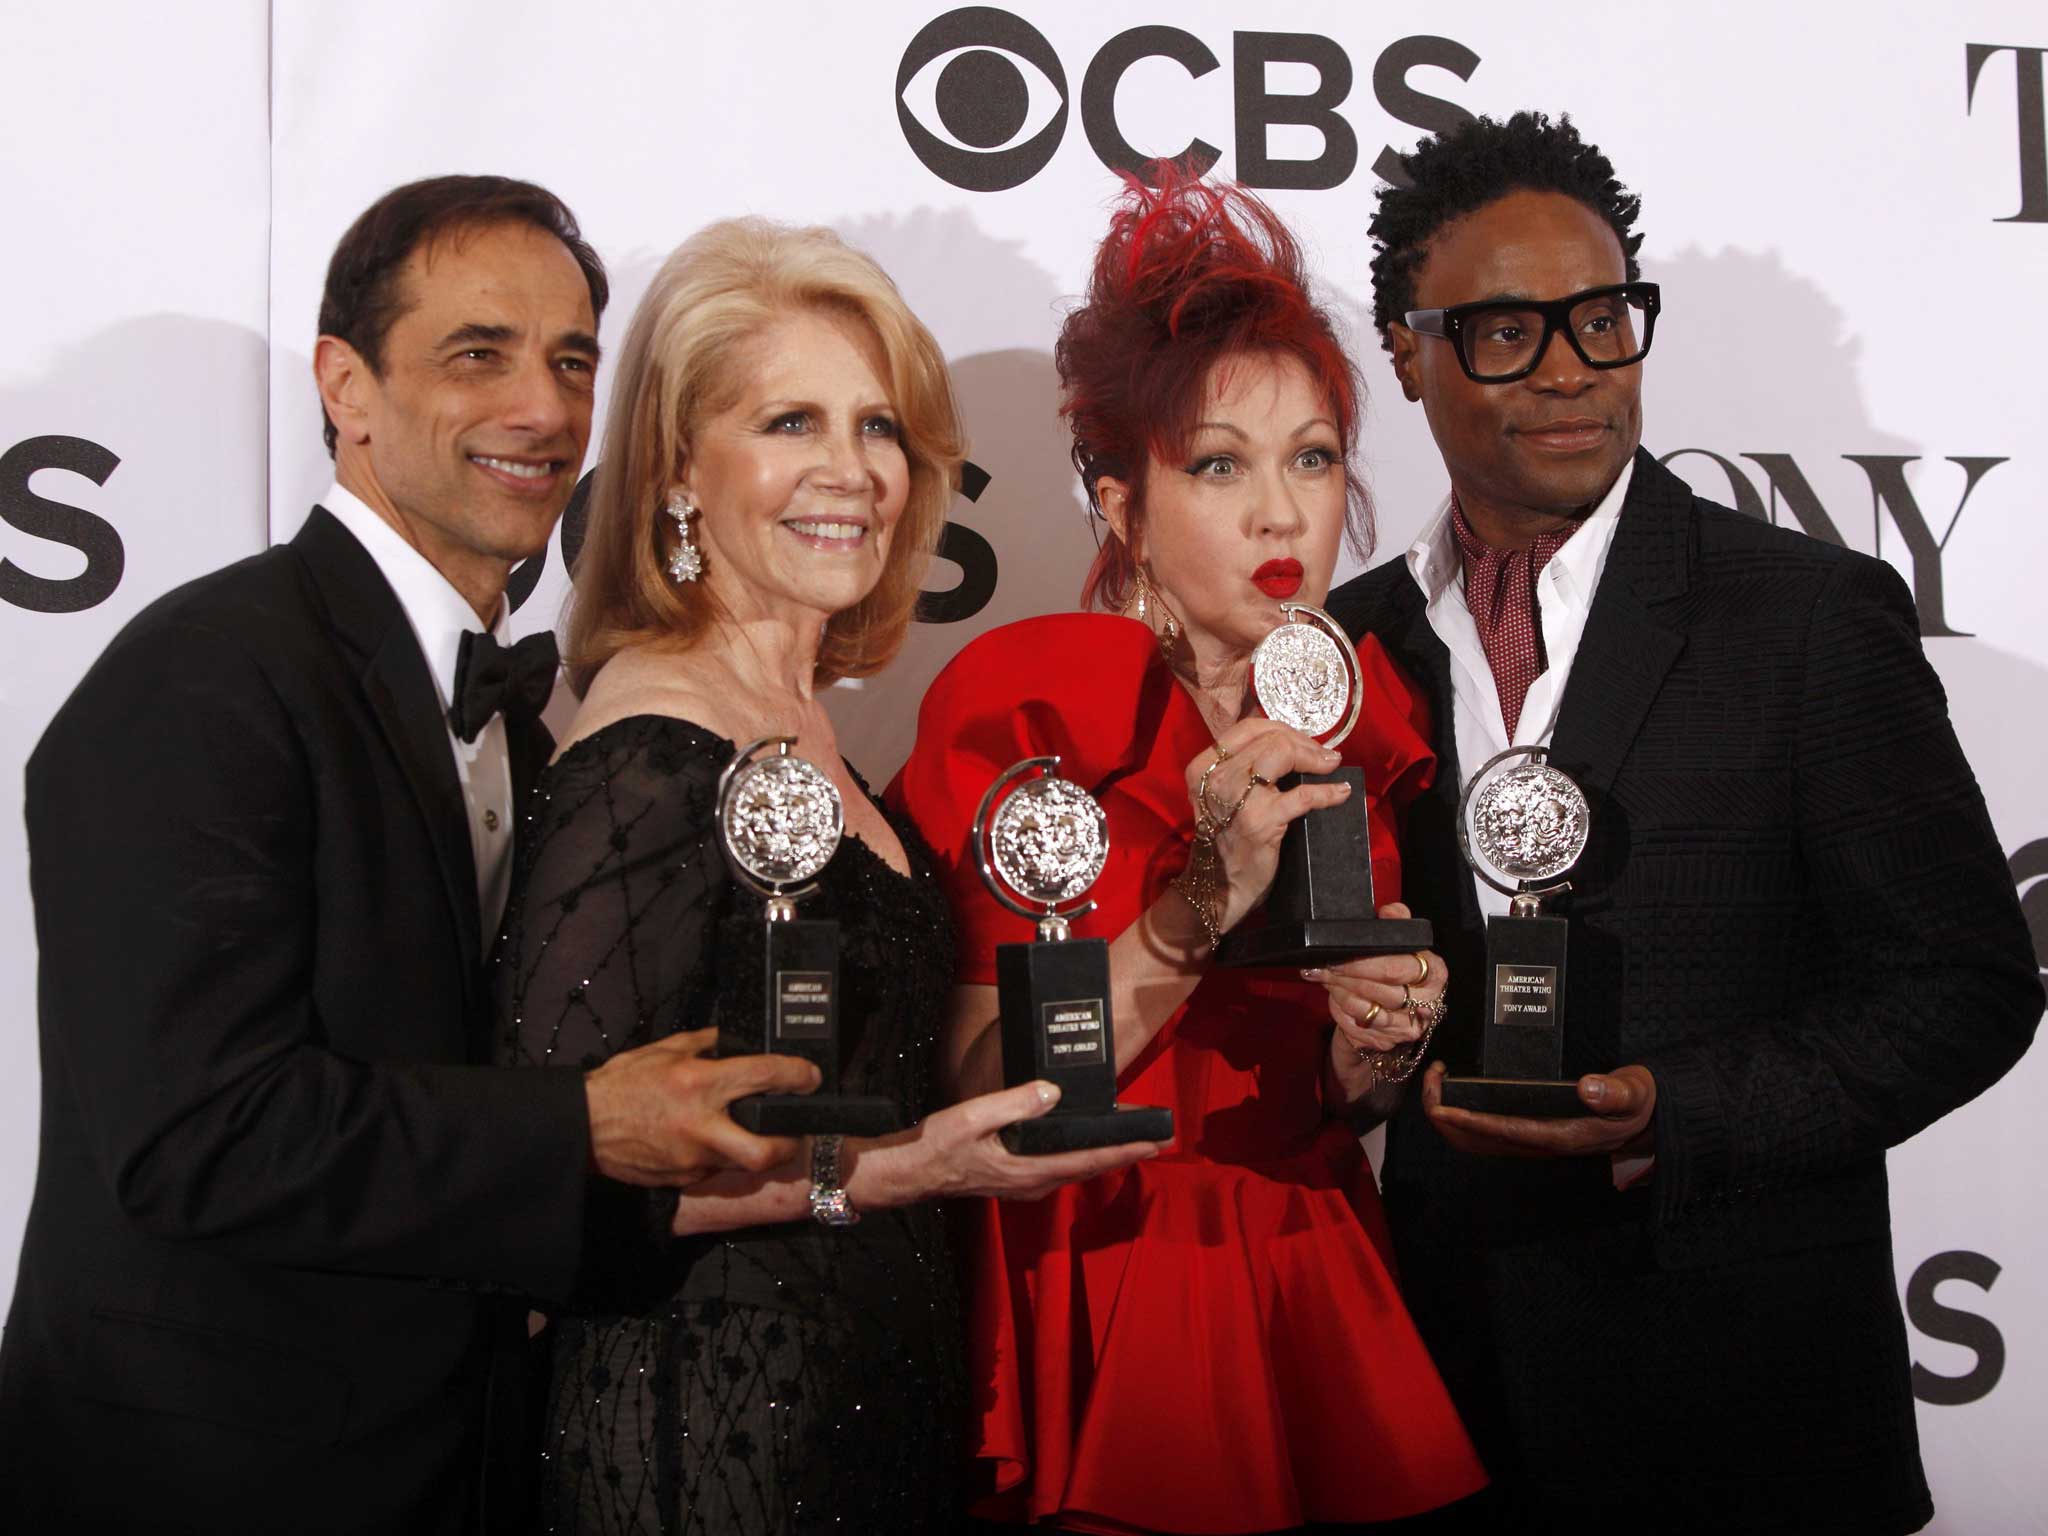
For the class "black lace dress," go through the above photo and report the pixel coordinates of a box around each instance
[495,716,966,1535]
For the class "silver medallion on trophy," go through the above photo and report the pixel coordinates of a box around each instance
[714,736,898,1134]
[975,757,1173,1154]
[1440,744,1591,1117]
[1215,602,1434,968]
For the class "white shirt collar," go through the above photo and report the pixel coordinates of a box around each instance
[319,480,507,708]
[1404,454,1636,609]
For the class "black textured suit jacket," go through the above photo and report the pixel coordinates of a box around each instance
[0,508,593,1532]
[1328,450,2040,1533]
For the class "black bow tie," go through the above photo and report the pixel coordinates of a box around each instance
[450,629,559,743]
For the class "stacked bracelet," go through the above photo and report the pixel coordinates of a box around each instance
[1174,744,1270,952]
[808,1134,859,1227]
[1170,819,1224,950]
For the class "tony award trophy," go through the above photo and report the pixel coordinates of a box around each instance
[974,757,1174,1154]
[1440,745,1591,1117]
[714,736,899,1135]
[1216,602,1433,968]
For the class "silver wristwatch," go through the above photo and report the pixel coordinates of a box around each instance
[808,1134,859,1227]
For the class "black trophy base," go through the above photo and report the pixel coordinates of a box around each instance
[1212,768,1434,968]
[1215,916,1435,969]
[1001,1104,1174,1154]
[995,938,1174,1155]
[730,1092,900,1136]
[1439,1076,1585,1119]
[999,937,1116,1115]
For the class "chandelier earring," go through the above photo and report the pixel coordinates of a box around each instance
[1136,566,1180,660]
[665,490,702,583]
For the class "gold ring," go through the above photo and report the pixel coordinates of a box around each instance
[1411,952,1430,986]
[1224,772,1271,823]
[1361,1001,1383,1027]
[1196,756,1229,819]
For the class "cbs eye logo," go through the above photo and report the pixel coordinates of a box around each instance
[896,7,1069,192]
[897,9,1482,194]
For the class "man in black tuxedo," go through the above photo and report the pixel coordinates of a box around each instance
[0,176,819,1532]
[1327,114,2040,1533]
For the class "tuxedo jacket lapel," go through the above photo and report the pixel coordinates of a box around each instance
[1373,581,1485,939]
[292,507,484,996]
[363,638,485,975]
[1548,449,1690,799]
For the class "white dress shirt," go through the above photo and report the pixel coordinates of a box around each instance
[1404,456,1634,922]
[321,482,517,948]
[1406,461,1650,1183]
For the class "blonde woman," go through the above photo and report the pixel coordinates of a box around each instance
[494,221,1158,1533]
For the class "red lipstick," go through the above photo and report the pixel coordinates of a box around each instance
[1252,558,1303,599]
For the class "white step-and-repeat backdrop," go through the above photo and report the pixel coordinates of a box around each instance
[5,2,2043,1525]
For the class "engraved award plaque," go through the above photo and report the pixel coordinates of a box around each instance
[714,736,898,1135]
[1440,745,1591,1118]
[1215,602,1434,968]
[975,757,1173,1154]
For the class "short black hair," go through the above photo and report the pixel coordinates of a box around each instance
[316,174,609,454]
[1368,111,1643,351]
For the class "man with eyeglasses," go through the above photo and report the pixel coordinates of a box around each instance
[1328,112,2038,1534]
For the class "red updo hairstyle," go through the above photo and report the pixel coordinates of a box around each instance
[1058,163,1372,612]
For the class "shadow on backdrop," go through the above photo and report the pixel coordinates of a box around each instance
[0,314,272,1321]
[826,209,1089,783]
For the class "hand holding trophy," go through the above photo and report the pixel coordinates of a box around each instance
[1215,602,1434,967]
[1439,745,1591,1117]
[713,737,899,1134]
[975,757,1174,1154]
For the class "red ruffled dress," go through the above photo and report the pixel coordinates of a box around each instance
[889,613,1486,1534]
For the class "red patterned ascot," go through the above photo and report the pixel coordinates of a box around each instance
[1449,494,1579,738]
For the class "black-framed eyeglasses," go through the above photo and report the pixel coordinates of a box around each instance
[1403,282,1661,384]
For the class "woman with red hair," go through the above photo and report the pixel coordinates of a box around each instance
[891,171,1486,1531]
